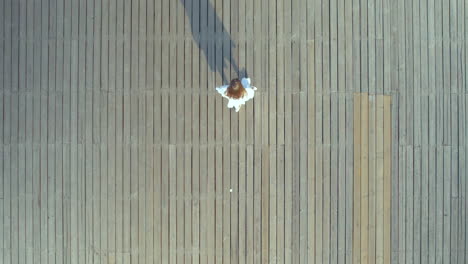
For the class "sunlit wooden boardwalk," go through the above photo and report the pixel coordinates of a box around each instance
[0,0,467,263]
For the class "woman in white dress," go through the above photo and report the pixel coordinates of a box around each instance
[216,78,257,112]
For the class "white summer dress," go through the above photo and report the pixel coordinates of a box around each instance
[215,78,257,112]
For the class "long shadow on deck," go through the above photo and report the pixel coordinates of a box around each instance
[180,0,247,84]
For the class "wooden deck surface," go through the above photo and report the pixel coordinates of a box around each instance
[1,0,467,263]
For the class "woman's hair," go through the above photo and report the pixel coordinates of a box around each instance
[225,78,246,99]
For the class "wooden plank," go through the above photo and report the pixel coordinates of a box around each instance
[18,0,26,93]
[336,0,346,261]
[398,146,406,261]
[322,0,331,259]
[154,146,162,264]
[275,144,284,264]
[99,91,108,264]
[130,95,139,264]
[246,145,254,264]
[17,145,25,264]
[122,95,131,263]
[198,2,208,263]
[25,140,34,264]
[421,96,430,264]
[412,0,421,146]
[0,0,4,95]
[10,0,19,94]
[396,0,406,146]
[237,0,247,261]
[18,99,26,264]
[128,3,138,263]
[375,95,385,263]
[460,145,466,264]
[441,0,450,146]
[404,0,414,146]
[435,152,443,261]
[428,101,436,264]
[368,95,377,264]
[312,1,322,262]
[129,141,138,264]
[108,93,117,264]
[299,42,308,264]
[137,91,146,264]
[413,147,421,264]
[85,78,94,264]
[307,40,316,264]
[368,0,376,95]
[191,144,199,264]
[268,0,278,253]
[450,95,459,264]
[3,145,11,264]
[145,98,154,264]
[459,97,467,264]
[284,91,292,264]
[0,146,3,262]
[353,93,361,264]
[215,143,223,264]
[232,144,240,264]
[360,94,369,264]
[383,96,392,264]
[115,95,123,263]
[262,146,270,264]
[405,146,413,264]
[3,0,12,94]
[92,143,101,264]
[168,140,178,263]
[344,0,354,261]
[190,2,199,264]
[222,143,231,264]
[47,143,56,264]
[330,93,339,264]
[176,0,186,259]
[11,143,19,264]
[443,147,451,264]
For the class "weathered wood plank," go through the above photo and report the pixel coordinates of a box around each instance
[421,96,430,264]
[458,97,467,264]
[47,143,56,264]
[145,99,154,264]
[330,93,339,264]
[115,92,124,263]
[360,94,369,264]
[368,95,377,264]
[307,40,316,264]
[3,145,11,264]
[375,93,383,261]
[122,95,131,263]
[246,145,254,264]
[383,95,392,264]
[405,146,413,264]
[353,93,361,264]
[154,146,162,264]
[108,92,117,264]
[92,143,101,264]
[161,143,170,264]
[25,141,34,264]
[262,146,270,264]
[0,145,3,262]
[0,0,4,96]
[11,143,19,264]
[99,91,108,264]
[223,143,231,264]
[443,146,451,264]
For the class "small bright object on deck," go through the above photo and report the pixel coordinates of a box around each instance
[216,78,257,112]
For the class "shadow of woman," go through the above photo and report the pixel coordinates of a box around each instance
[180,0,247,84]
